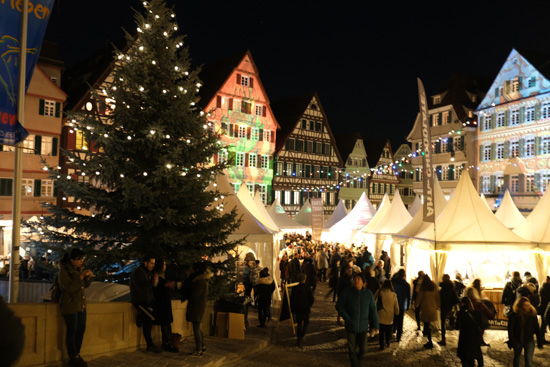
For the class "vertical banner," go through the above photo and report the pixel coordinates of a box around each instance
[417,78,435,222]
[0,0,55,145]
[310,197,324,241]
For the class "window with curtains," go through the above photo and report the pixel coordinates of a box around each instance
[41,136,53,155]
[41,180,54,197]
[21,179,33,196]
[22,134,35,153]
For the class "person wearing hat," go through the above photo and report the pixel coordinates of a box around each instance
[255,267,275,328]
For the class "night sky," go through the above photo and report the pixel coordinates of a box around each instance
[44,0,550,150]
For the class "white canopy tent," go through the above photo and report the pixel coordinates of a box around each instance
[362,191,413,273]
[360,193,391,234]
[237,185,279,233]
[211,175,279,292]
[409,171,533,285]
[324,199,349,229]
[266,198,307,234]
[293,199,312,227]
[495,190,526,230]
[408,196,422,217]
[324,192,376,244]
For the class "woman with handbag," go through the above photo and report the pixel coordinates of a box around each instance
[58,249,93,367]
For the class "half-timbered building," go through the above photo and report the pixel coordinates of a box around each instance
[198,51,279,204]
[366,140,401,208]
[335,133,370,210]
[271,93,343,215]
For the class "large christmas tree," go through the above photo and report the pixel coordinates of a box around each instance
[30,0,243,280]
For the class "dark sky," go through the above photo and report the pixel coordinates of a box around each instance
[44,0,550,149]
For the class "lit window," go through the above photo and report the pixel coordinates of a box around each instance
[41,136,53,155]
[496,112,505,128]
[21,179,33,196]
[524,137,535,157]
[22,134,35,154]
[481,175,490,193]
[511,78,520,92]
[41,180,54,197]
[285,162,292,176]
[75,130,88,150]
[510,109,520,126]
[495,174,504,193]
[441,167,449,181]
[525,106,535,123]
[261,155,269,169]
[510,139,519,157]
[432,114,439,126]
[238,126,247,139]
[236,152,245,167]
[284,191,291,205]
[248,153,257,168]
[293,191,300,205]
[483,115,492,130]
[251,128,260,141]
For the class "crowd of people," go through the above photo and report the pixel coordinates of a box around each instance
[276,233,550,367]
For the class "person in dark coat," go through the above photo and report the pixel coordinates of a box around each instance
[58,248,93,367]
[185,261,212,357]
[538,276,550,344]
[130,254,160,353]
[456,297,484,367]
[412,271,425,330]
[364,266,381,296]
[379,251,391,279]
[279,253,289,288]
[502,271,522,316]
[391,269,411,342]
[301,257,318,292]
[361,247,374,270]
[153,259,177,352]
[288,253,302,284]
[439,274,460,346]
[507,296,544,367]
[255,268,275,328]
[326,254,340,302]
[336,273,379,367]
[290,273,314,348]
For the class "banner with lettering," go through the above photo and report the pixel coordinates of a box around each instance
[0,0,55,145]
[417,78,435,223]
[310,197,324,241]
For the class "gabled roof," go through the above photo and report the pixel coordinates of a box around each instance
[515,48,550,81]
[270,92,341,163]
[335,132,365,164]
[364,140,391,169]
[430,71,491,121]
[62,35,133,111]
[196,50,249,109]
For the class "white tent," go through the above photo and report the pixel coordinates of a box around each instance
[293,199,312,227]
[513,187,550,282]
[360,193,391,234]
[410,171,532,285]
[480,193,492,211]
[362,191,413,274]
[408,196,422,217]
[324,192,376,244]
[324,199,348,229]
[237,185,279,233]
[495,190,526,229]
[211,175,279,290]
[266,198,307,232]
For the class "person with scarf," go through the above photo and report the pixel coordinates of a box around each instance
[507,296,544,367]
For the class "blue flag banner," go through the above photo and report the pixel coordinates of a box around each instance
[0,0,55,145]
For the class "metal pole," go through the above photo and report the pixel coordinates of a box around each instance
[8,0,29,303]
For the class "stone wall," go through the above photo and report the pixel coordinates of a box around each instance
[11,300,211,366]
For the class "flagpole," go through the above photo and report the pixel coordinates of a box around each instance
[8,0,28,304]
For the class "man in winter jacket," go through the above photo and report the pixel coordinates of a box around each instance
[336,273,379,367]
[290,273,314,348]
[391,269,411,342]
[130,255,160,353]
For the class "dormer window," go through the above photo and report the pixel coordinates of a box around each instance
[511,78,520,93]
[237,73,254,87]
[433,95,441,104]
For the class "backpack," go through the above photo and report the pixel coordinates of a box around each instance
[50,275,61,303]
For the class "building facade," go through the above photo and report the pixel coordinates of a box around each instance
[335,133,370,210]
[366,140,400,208]
[407,72,489,200]
[393,143,415,208]
[198,51,279,204]
[0,42,66,220]
[271,93,343,215]
[476,49,550,212]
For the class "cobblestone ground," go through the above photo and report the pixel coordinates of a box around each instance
[228,282,550,367]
